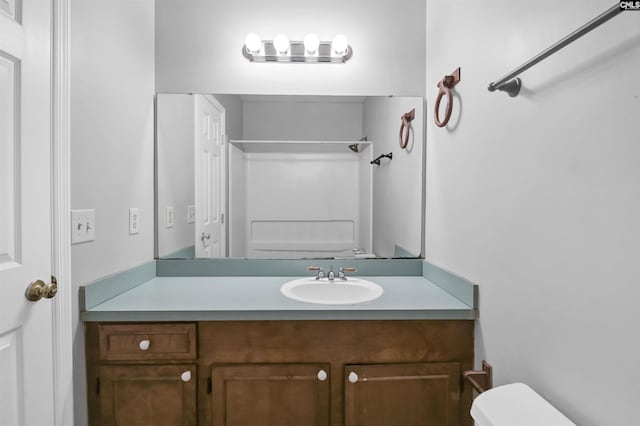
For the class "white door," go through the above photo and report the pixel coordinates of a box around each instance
[194,94,226,258]
[0,0,55,425]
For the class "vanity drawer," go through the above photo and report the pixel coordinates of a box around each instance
[98,323,196,361]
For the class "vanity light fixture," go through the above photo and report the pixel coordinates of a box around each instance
[331,34,349,56]
[244,33,262,54]
[273,34,290,55]
[304,33,320,55]
[242,33,352,63]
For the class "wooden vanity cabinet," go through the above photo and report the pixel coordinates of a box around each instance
[86,320,473,426]
[97,364,197,426]
[198,320,473,426]
[208,363,331,426]
[344,362,461,426]
[85,323,198,426]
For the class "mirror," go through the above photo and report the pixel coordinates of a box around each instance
[156,94,424,259]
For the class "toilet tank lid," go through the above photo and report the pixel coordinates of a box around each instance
[470,383,576,426]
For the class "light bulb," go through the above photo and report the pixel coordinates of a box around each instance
[304,33,320,55]
[244,33,262,54]
[273,34,290,55]
[332,34,349,56]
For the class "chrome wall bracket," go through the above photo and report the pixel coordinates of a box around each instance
[489,78,521,97]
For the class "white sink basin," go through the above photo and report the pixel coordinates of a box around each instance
[281,277,383,305]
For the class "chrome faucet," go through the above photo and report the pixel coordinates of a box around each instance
[308,266,325,280]
[307,265,356,282]
[338,267,356,280]
[327,266,335,281]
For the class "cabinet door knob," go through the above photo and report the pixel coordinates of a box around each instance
[138,339,151,350]
[181,371,191,382]
[348,372,359,383]
[317,369,328,381]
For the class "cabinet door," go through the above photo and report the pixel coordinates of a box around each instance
[99,364,197,426]
[344,363,460,426]
[209,363,330,426]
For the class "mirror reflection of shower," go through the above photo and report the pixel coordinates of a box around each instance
[156,94,425,260]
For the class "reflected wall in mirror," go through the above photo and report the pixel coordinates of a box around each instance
[156,94,424,259]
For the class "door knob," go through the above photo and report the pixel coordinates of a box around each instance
[348,372,359,383]
[201,232,211,241]
[25,276,58,301]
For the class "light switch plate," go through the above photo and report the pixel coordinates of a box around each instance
[129,208,140,235]
[166,206,174,228]
[71,209,95,244]
[187,205,195,224]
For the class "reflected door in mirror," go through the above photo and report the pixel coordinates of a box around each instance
[194,95,226,258]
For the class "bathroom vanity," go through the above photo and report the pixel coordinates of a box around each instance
[85,320,472,426]
[82,261,478,426]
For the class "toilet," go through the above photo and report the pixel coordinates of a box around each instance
[471,383,576,425]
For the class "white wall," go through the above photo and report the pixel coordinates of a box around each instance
[70,1,155,424]
[155,0,425,96]
[214,94,244,141]
[156,94,195,257]
[364,97,424,257]
[425,1,640,424]
[242,96,364,140]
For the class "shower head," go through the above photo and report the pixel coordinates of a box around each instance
[370,152,393,166]
[348,143,359,153]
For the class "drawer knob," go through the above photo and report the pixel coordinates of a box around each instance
[138,339,151,351]
[317,369,328,381]
[181,371,191,382]
[348,372,359,383]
